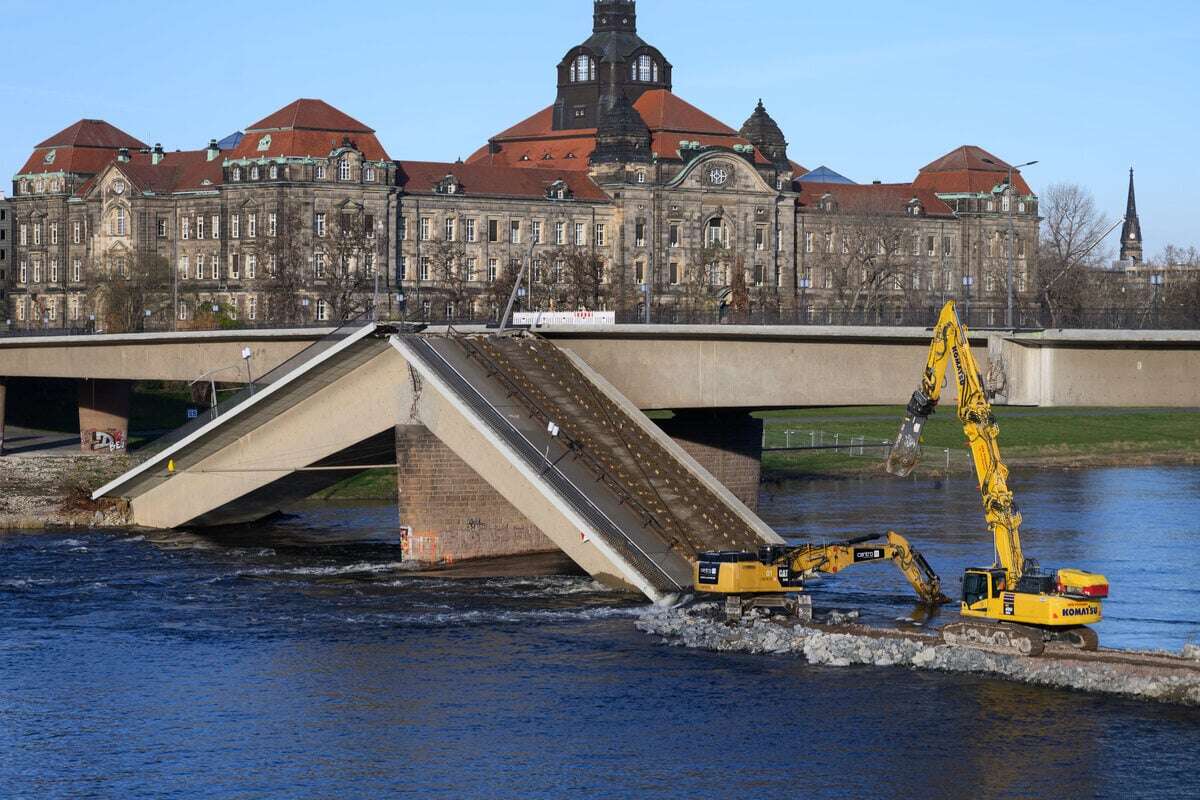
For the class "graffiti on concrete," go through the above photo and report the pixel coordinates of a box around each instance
[82,429,126,453]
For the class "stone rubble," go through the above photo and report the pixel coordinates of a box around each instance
[0,455,133,530]
[1183,644,1200,662]
[637,604,1200,707]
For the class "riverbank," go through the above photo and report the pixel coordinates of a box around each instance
[0,455,133,529]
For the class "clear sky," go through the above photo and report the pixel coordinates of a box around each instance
[4,0,1197,255]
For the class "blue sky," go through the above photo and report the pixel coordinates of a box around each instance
[4,0,1197,254]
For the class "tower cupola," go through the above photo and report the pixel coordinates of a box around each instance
[594,0,636,33]
[739,99,790,170]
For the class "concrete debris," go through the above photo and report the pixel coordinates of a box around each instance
[1183,644,1200,662]
[823,610,861,626]
[636,605,1200,707]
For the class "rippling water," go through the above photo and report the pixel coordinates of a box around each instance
[2,470,1199,798]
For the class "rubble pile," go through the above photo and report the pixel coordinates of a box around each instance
[637,605,1200,706]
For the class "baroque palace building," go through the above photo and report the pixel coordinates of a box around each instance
[5,0,1039,330]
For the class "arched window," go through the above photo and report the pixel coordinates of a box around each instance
[706,218,726,248]
[232,166,242,182]
[251,165,260,180]
[571,54,594,82]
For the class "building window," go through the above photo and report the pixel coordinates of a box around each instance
[31,260,41,283]
[926,236,936,257]
[316,299,328,321]
[269,164,278,180]
[755,227,766,251]
[181,217,190,240]
[365,166,375,182]
[635,261,645,283]
[1018,237,1026,259]
[555,222,566,245]
[510,220,521,244]
[49,223,58,245]
[669,262,679,285]
[49,259,58,282]
[196,216,205,240]
[315,213,326,238]
[71,296,81,321]
[232,167,242,182]
[398,255,407,280]
[247,255,257,279]
[114,210,126,237]
[488,220,500,243]
[571,54,595,82]
[669,224,680,248]
[487,258,498,282]
[465,257,477,281]
[268,212,277,237]
[315,164,326,180]
[315,252,326,278]
[365,214,375,239]
[251,166,260,181]
[248,213,257,239]
[229,253,240,280]
[196,254,205,280]
[465,219,477,242]
[574,222,585,245]
[635,54,655,82]
[231,214,240,239]
[943,236,953,257]
[1018,201,1026,214]
[1002,195,1011,212]
[420,256,431,281]
[212,215,220,240]
[72,259,81,282]
[179,255,189,279]
[594,223,606,247]
[420,217,431,241]
[635,221,646,248]
[339,160,351,181]
[445,217,456,242]
[531,220,543,244]
[637,171,647,184]
[75,221,84,243]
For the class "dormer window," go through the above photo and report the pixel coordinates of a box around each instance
[315,164,326,180]
[257,135,272,152]
[251,165,260,180]
[436,175,461,195]
[232,167,242,182]
[339,160,351,181]
[637,171,647,184]
[43,149,56,165]
[570,54,595,82]
[365,166,375,182]
[269,164,278,180]
[908,200,923,216]
[632,54,658,82]
[547,180,572,200]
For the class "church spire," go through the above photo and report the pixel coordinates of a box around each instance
[1120,167,1143,263]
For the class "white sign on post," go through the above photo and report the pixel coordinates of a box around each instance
[512,311,616,328]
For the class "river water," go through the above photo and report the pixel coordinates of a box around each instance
[2,467,1199,798]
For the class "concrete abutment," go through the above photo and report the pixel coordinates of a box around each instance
[78,379,132,454]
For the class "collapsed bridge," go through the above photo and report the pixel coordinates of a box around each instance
[94,324,781,601]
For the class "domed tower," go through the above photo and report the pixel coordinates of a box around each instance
[739,99,790,170]
[554,0,673,131]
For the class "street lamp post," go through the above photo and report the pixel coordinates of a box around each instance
[983,158,1038,329]
[962,275,975,324]
[799,275,812,324]
[1150,273,1164,328]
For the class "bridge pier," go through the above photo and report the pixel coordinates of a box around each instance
[656,410,764,512]
[0,378,7,455]
[78,379,131,454]
[394,425,558,566]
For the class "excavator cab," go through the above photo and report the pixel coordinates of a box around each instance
[961,568,1007,611]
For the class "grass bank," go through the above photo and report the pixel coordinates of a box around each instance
[312,407,1200,499]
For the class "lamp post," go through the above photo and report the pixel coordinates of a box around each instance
[962,274,975,324]
[799,275,812,324]
[983,158,1037,329]
[1150,273,1164,328]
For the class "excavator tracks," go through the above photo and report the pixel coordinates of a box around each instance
[941,621,1046,657]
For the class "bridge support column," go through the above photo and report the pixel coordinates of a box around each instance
[656,410,763,512]
[78,379,131,454]
[394,425,558,566]
[0,378,7,456]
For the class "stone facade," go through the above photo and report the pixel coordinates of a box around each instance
[6,0,1041,331]
[0,191,8,326]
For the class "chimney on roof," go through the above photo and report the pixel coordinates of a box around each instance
[207,139,220,162]
[117,148,130,163]
[152,143,164,166]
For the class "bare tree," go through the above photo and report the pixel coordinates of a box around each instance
[316,207,376,323]
[1037,182,1111,326]
[261,200,310,326]
[88,250,173,333]
[811,200,914,319]
[677,241,732,322]
[425,237,470,320]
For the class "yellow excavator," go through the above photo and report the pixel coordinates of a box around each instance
[887,301,1109,656]
[694,531,949,621]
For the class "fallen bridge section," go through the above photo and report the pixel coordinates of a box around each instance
[95,325,781,602]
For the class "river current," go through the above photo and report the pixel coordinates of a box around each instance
[2,466,1199,798]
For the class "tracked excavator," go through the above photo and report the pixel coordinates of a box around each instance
[887,301,1109,656]
[695,531,949,621]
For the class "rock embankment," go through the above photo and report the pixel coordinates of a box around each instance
[0,455,133,530]
[637,604,1200,707]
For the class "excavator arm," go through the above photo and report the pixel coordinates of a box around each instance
[787,532,950,606]
[885,301,1025,583]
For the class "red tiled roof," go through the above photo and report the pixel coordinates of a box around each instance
[229,129,390,162]
[18,146,124,177]
[795,181,956,218]
[396,161,609,202]
[915,145,1032,195]
[247,98,373,134]
[116,151,224,194]
[470,89,769,170]
[35,119,146,150]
